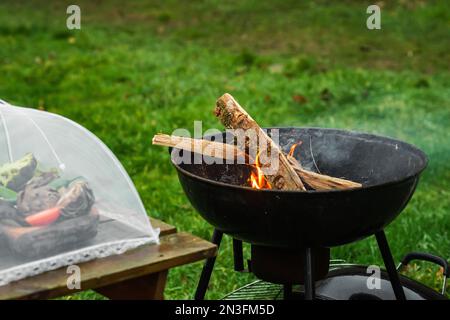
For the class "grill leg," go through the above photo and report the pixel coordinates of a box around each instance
[304,247,315,300]
[283,284,292,300]
[375,231,406,300]
[233,239,245,271]
[194,229,223,300]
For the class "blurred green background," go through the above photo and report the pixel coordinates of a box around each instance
[0,0,449,299]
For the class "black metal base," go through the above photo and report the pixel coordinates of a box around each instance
[196,229,408,300]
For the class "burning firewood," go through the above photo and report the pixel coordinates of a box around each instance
[152,134,362,190]
[214,93,306,191]
[153,93,362,191]
[287,156,361,190]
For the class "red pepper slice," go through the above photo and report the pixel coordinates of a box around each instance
[25,207,61,226]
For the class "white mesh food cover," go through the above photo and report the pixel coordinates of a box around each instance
[0,99,159,286]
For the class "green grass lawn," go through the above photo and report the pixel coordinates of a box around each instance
[0,0,449,299]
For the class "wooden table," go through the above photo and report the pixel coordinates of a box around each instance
[0,218,216,300]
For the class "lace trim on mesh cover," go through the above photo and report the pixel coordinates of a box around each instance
[0,237,156,286]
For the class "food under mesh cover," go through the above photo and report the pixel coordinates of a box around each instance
[0,100,159,286]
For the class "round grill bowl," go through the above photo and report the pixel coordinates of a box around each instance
[171,127,427,248]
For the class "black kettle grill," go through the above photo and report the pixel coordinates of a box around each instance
[170,128,448,300]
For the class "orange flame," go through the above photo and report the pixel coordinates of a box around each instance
[249,152,272,189]
[288,141,303,157]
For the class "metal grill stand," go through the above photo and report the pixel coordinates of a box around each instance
[195,229,407,300]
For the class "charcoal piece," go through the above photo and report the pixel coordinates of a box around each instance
[3,212,99,259]
[16,172,60,215]
[57,181,95,218]
[0,153,37,192]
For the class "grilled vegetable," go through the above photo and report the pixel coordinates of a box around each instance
[48,176,83,190]
[6,211,99,258]
[25,207,61,226]
[57,180,95,218]
[17,172,60,215]
[0,153,37,191]
[0,185,17,202]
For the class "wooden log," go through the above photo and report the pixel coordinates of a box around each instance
[287,156,361,190]
[214,93,306,190]
[152,134,249,162]
[153,134,362,190]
